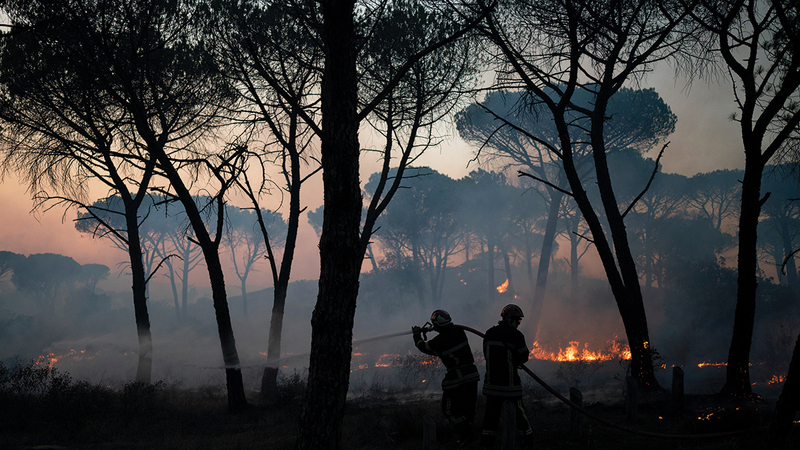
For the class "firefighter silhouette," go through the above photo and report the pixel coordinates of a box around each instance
[479,304,534,449]
[413,309,479,447]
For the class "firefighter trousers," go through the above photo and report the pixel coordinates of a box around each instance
[442,380,478,439]
[480,395,534,447]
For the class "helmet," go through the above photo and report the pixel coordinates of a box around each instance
[430,309,452,327]
[500,304,524,319]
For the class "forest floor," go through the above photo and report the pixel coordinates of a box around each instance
[1,377,795,450]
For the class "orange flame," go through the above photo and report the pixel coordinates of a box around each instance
[496,279,509,293]
[530,340,631,362]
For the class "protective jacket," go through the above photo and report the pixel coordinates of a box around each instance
[482,321,529,397]
[414,324,480,390]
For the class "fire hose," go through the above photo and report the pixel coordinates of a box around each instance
[454,324,769,440]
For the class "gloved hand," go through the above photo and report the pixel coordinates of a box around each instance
[412,326,422,340]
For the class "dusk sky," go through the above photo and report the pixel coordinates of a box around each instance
[0,65,744,289]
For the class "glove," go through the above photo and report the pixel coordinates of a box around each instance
[412,326,422,340]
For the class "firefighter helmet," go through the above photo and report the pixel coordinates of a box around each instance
[501,304,524,319]
[430,309,452,327]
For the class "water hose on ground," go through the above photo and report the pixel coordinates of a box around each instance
[455,324,770,440]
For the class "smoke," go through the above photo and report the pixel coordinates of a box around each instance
[2,235,795,401]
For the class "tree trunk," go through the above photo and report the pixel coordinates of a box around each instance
[203,248,249,413]
[241,278,248,317]
[127,210,152,384]
[591,91,659,391]
[502,246,514,297]
[568,221,580,300]
[296,1,361,448]
[167,261,180,320]
[181,246,190,317]
[261,125,303,394]
[152,146,248,413]
[486,236,496,301]
[529,189,563,339]
[780,220,798,288]
[722,159,764,397]
[261,282,288,396]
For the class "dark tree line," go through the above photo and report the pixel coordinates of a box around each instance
[0,251,109,315]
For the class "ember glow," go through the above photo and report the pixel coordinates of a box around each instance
[34,349,99,369]
[767,374,786,385]
[697,361,727,368]
[350,351,440,372]
[530,339,631,362]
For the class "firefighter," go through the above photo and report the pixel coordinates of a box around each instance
[413,309,480,447]
[479,304,534,449]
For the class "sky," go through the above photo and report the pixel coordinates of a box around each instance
[0,66,745,293]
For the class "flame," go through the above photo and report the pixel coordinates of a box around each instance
[530,340,631,362]
[496,279,509,293]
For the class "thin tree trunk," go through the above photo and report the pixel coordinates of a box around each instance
[569,227,579,299]
[181,246,190,317]
[502,245,514,297]
[167,261,180,320]
[261,135,302,394]
[722,160,764,397]
[241,278,248,317]
[203,248,249,413]
[152,147,248,413]
[127,211,152,384]
[530,189,562,339]
[780,221,798,288]
[487,237,496,301]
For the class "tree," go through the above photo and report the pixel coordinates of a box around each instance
[2,0,249,411]
[609,151,692,290]
[79,263,110,294]
[368,167,466,306]
[459,169,518,301]
[0,0,161,383]
[225,206,286,316]
[10,253,82,311]
[0,251,25,283]
[213,0,323,394]
[758,169,800,287]
[477,0,704,390]
[75,196,165,293]
[685,169,742,233]
[456,87,677,336]
[691,0,800,397]
[150,200,206,320]
[292,1,487,447]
